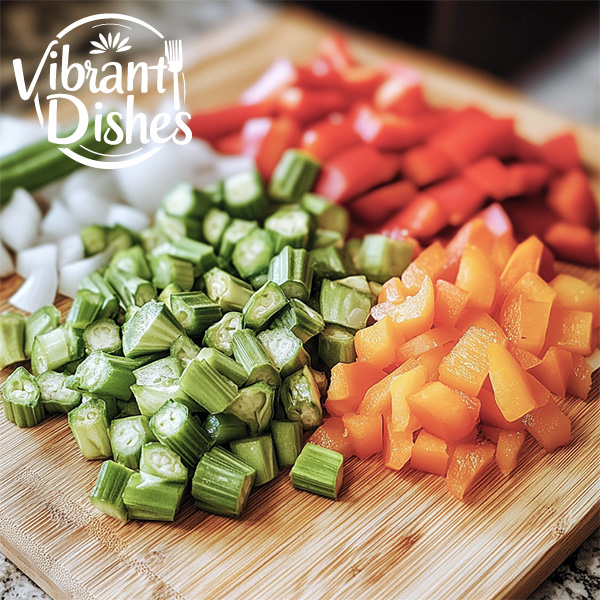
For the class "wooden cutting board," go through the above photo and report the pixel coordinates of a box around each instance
[1,6,599,600]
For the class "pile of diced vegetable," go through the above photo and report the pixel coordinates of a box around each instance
[188,34,599,267]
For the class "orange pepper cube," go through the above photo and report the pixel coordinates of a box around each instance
[498,235,544,304]
[486,342,538,421]
[390,363,427,431]
[446,442,496,500]
[438,325,505,397]
[567,355,592,399]
[354,316,405,370]
[342,413,383,459]
[478,385,524,431]
[522,398,571,453]
[544,306,593,356]
[406,381,480,443]
[550,274,599,327]
[308,416,354,458]
[378,276,411,304]
[496,430,525,476]
[383,417,413,470]
[529,346,573,397]
[401,241,447,293]
[455,244,497,312]
[410,429,451,476]
[434,279,471,327]
[395,325,460,364]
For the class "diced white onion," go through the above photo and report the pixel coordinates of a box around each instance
[106,204,151,232]
[0,115,45,157]
[61,168,120,204]
[240,58,296,105]
[40,200,82,241]
[0,188,42,252]
[59,250,111,298]
[62,187,113,226]
[9,267,57,313]
[16,243,58,279]
[115,140,217,214]
[216,154,256,180]
[58,234,84,268]
[0,243,15,278]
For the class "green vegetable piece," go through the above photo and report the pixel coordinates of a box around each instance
[151,238,217,277]
[0,312,26,369]
[318,324,357,369]
[223,170,268,220]
[162,182,213,220]
[170,334,200,365]
[149,254,195,291]
[269,149,321,203]
[268,246,313,302]
[203,413,248,445]
[155,207,203,241]
[309,246,349,280]
[242,281,288,331]
[109,415,156,469]
[219,219,258,258]
[230,435,279,486]
[110,245,152,280]
[105,266,157,308]
[202,208,231,248]
[36,370,81,414]
[140,442,188,484]
[2,366,44,427]
[232,228,275,281]
[356,234,413,283]
[257,327,310,378]
[170,291,222,337]
[271,419,304,469]
[279,365,323,430]
[83,318,122,355]
[231,329,280,388]
[319,278,373,332]
[31,325,84,376]
[202,311,243,356]
[68,398,112,459]
[226,381,276,437]
[301,193,349,236]
[78,271,120,319]
[66,289,103,329]
[291,443,343,500]
[81,224,109,256]
[122,472,185,521]
[264,206,311,253]
[90,460,134,521]
[24,305,60,359]
[310,228,344,250]
[197,347,248,387]
[203,267,253,312]
[270,298,324,343]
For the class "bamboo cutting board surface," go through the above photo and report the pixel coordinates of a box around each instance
[1,6,599,600]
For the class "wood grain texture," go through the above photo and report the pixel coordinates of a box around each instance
[1,6,599,600]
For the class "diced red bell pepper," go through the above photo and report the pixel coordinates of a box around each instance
[349,180,418,226]
[353,105,439,151]
[213,131,243,155]
[429,112,515,168]
[543,221,600,267]
[540,132,580,172]
[401,144,456,187]
[295,58,344,89]
[339,66,386,100]
[374,63,428,115]
[502,197,558,240]
[300,113,361,162]
[314,144,398,204]
[505,162,551,197]
[188,100,275,141]
[240,58,297,105]
[379,194,449,239]
[463,156,510,201]
[242,116,301,180]
[546,169,599,228]
[319,33,356,70]
[512,135,544,162]
[426,176,487,226]
[276,87,348,126]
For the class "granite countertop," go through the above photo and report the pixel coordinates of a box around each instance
[1,528,598,599]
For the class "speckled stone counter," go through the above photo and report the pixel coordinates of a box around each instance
[1,528,598,600]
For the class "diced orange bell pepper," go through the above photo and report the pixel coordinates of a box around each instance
[540,132,580,172]
[400,144,456,187]
[567,355,593,399]
[325,361,385,417]
[463,156,510,201]
[300,113,361,162]
[482,427,525,476]
[354,316,405,371]
[375,275,435,341]
[497,236,544,304]
[410,429,451,476]
[455,244,497,312]
[550,274,600,328]
[407,381,480,443]
[401,241,447,293]
[378,277,411,304]
[426,177,487,227]
[315,144,398,204]
[446,442,496,500]
[546,169,598,228]
[395,326,460,364]
[349,180,417,226]
[358,364,406,416]
[390,363,427,432]
[434,279,471,327]
[478,384,525,431]
[544,306,593,356]
[383,417,413,470]
[416,341,455,381]
[505,162,551,197]
[455,308,506,339]
[529,346,573,397]
[308,416,354,458]
[379,194,449,239]
[486,343,539,421]
[522,398,571,453]
[490,232,518,276]
[439,325,505,397]
[507,341,542,371]
[342,413,383,459]
[499,295,552,357]
[543,221,600,268]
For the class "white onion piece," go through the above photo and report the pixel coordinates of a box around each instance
[9,267,57,313]
[241,58,296,105]
[59,250,111,298]
[16,243,58,279]
[61,168,120,204]
[0,188,42,252]
[41,200,82,241]
[115,140,217,214]
[62,187,112,226]
[0,116,45,157]
[58,234,84,268]
[0,243,15,278]
[216,154,256,180]
[106,204,151,232]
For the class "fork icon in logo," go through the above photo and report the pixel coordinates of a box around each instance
[165,40,183,110]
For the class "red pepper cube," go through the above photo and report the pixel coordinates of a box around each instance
[540,132,581,172]
[349,180,417,226]
[543,221,600,268]
[505,162,551,197]
[463,156,510,201]
[300,113,361,162]
[277,87,348,126]
[546,169,598,228]
[379,194,449,239]
[401,144,456,187]
[426,176,487,226]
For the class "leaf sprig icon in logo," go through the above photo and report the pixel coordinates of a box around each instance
[90,32,131,54]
